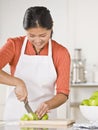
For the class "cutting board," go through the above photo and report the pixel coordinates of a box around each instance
[20,119,75,128]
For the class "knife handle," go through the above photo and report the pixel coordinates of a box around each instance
[23,97,28,104]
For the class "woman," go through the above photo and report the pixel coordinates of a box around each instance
[0,6,70,120]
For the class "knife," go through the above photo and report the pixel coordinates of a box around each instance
[24,99,34,113]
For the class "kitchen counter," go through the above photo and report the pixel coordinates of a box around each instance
[0,120,75,130]
[0,125,73,130]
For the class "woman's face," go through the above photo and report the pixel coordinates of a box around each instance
[26,27,52,51]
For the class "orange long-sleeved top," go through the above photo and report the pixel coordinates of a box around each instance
[0,36,71,95]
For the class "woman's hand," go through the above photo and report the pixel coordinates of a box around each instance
[36,94,68,118]
[14,80,28,101]
[36,102,50,119]
[0,70,28,101]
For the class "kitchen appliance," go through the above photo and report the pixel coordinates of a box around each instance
[24,99,34,113]
[71,48,87,84]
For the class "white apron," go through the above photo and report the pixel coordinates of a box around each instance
[4,37,57,121]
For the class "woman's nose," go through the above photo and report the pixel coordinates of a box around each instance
[34,36,41,42]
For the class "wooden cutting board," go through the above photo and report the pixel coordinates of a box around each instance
[20,119,75,128]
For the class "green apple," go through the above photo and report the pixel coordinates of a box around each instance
[20,113,39,121]
[20,114,29,121]
[27,128,35,130]
[20,113,48,121]
[21,128,33,130]
[27,113,39,120]
[91,91,98,97]
[80,99,89,106]
[28,113,36,120]
[41,114,48,120]
[89,96,98,106]
[33,113,39,120]
[21,128,29,130]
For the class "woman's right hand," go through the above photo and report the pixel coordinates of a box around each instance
[14,79,28,101]
[0,70,28,101]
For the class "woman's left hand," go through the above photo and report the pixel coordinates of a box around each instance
[36,102,49,119]
[36,94,68,119]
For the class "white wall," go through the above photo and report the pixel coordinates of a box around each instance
[0,0,69,48]
[68,0,98,82]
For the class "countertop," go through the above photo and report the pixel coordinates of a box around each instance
[71,82,98,87]
[0,120,74,130]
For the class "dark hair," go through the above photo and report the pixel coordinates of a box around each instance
[23,6,53,30]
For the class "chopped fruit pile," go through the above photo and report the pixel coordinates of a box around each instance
[20,113,48,121]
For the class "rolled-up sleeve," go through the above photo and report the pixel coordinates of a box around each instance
[0,39,15,69]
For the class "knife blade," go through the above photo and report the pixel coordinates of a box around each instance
[24,99,34,113]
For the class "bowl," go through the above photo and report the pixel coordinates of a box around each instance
[80,105,98,122]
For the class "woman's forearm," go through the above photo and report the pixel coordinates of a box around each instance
[0,70,23,87]
[45,93,68,110]
[36,93,68,118]
[0,70,28,101]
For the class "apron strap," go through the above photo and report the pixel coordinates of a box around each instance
[48,39,52,57]
[21,36,28,55]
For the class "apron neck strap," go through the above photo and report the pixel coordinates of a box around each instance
[21,36,28,54]
[21,37,52,56]
[48,39,52,57]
